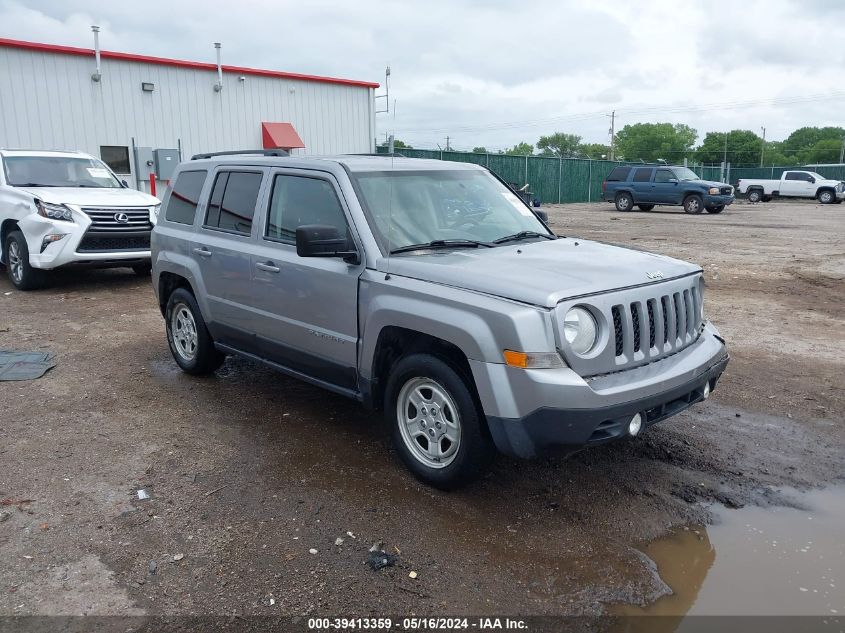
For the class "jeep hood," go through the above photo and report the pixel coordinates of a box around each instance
[382,238,700,308]
[19,187,160,207]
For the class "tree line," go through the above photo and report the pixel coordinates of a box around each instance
[388,125,845,167]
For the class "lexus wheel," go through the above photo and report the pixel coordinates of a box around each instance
[132,262,152,276]
[4,230,46,291]
[385,353,494,489]
[165,288,224,375]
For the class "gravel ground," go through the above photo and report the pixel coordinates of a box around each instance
[0,199,843,618]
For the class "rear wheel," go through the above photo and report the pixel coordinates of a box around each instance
[165,287,224,375]
[4,230,46,291]
[683,194,704,214]
[817,189,835,204]
[614,192,634,212]
[385,353,494,489]
[747,189,763,203]
[638,204,655,211]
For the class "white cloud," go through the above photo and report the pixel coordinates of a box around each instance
[1,0,843,151]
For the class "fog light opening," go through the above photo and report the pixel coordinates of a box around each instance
[628,413,643,437]
[702,381,711,400]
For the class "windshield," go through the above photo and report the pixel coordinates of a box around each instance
[672,167,701,181]
[807,172,824,180]
[3,155,123,188]
[352,170,550,252]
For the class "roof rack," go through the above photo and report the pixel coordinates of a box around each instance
[348,152,406,158]
[191,149,290,160]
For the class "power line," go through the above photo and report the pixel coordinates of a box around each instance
[393,90,845,135]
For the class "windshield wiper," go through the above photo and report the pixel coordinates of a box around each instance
[389,239,493,255]
[492,231,556,245]
[12,183,62,187]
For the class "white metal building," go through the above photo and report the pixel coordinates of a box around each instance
[0,36,378,194]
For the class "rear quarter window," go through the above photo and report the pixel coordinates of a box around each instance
[165,170,207,225]
[633,168,653,182]
[606,166,631,181]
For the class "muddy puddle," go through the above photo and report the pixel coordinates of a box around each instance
[617,486,845,618]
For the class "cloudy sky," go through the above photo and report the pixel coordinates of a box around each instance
[2,0,843,151]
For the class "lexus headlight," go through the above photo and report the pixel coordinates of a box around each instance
[35,200,74,222]
[150,204,161,225]
[564,307,598,355]
[708,187,720,195]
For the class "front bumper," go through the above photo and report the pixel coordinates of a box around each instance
[473,323,729,458]
[18,212,151,270]
[703,194,734,207]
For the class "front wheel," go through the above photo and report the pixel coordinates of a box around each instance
[818,190,835,204]
[638,204,655,211]
[706,205,725,214]
[614,192,634,212]
[165,288,225,375]
[683,195,704,214]
[385,354,494,489]
[4,230,46,291]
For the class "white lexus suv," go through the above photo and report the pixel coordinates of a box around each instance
[0,149,160,290]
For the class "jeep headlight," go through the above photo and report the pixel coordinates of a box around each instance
[563,306,598,355]
[698,277,706,321]
[36,200,74,222]
[708,187,720,195]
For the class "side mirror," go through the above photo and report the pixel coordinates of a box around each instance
[296,225,359,265]
[668,178,679,184]
[808,177,815,183]
[121,179,129,188]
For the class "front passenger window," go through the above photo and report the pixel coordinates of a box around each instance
[266,175,348,244]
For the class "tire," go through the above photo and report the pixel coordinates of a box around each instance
[385,353,494,489]
[817,189,835,204]
[706,205,725,214]
[164,287,224,375]
[638,204,655,211]
[132,262,152,276]
[4,230,47,291]
[683,194,704,214]
[746,189,762,203]
[614,192,634,212]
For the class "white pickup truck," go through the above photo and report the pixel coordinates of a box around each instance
[737,170,844,204]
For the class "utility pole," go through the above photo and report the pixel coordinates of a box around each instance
[759,126,766,167]
[445,136,451,151]
[722,132,728,183]
[608,111,616,161]
[840,135,845,163]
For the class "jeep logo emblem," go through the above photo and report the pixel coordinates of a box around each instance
[646,271,664,279]
[114,212,129,223]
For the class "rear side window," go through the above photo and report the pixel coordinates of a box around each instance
[266,175,347,244]
[606,166,631,181]
[784,172,801,181]
[165,170,207,225]
[633,168,653,182]
[204,171,263,235]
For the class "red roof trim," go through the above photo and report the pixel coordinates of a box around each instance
[0,37,380,88]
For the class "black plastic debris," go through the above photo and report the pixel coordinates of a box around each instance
[366,550,397,571]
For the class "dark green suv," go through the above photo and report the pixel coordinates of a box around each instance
[602,165,735,214]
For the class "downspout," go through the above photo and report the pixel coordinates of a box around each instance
[213,43,223,92]
[91,25,102,82]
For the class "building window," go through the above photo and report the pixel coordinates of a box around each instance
[100,146,131,174]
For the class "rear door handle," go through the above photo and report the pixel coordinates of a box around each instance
[193,247,212,258]
[255,261,280,273]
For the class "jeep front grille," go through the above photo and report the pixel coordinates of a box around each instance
[612,287,701,362]
[556,274,705,378]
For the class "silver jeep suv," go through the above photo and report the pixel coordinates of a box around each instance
[151,151,728,489]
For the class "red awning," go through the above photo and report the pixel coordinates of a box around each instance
[261,122,305,150]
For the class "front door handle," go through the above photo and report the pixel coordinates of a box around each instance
[193,247,212,258]
[255,261,281,273]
